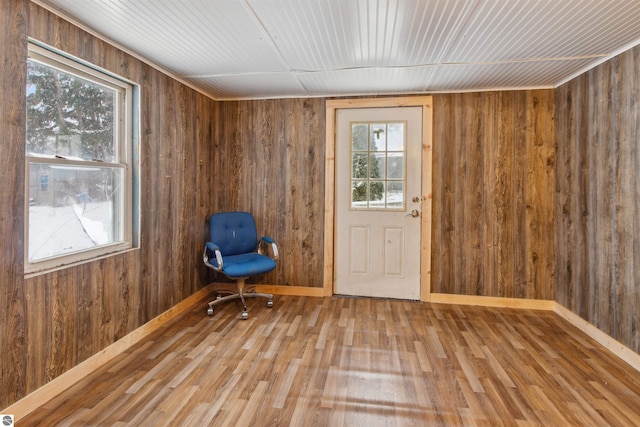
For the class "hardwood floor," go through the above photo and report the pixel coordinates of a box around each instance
[20,295,640,426]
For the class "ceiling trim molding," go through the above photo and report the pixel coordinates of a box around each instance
[553,37,640,88]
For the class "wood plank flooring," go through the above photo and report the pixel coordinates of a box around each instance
[20,295,640,426]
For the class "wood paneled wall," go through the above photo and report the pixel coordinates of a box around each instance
[0,2,220,407]
[1,3,329,407]
[432,91,555,299]
[213,99,326,287]
[4,1,636,409]
[221,92,557,298]
[210,90,556,303]
[555,45,640,353]
[1,0,28,410]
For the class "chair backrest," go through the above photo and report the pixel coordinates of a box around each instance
[209,212,258,256]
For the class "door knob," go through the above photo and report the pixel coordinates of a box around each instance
[406,209,420,218]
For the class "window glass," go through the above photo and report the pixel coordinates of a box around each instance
[27,163,124,261]
[369,124,386,151]
[350,121,406,210]
[26,42,136,273]
[27,61,116,162]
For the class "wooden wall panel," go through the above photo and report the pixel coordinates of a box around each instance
[213,99,326,288]
[525,91,556,299]
[432,90,555,300]
[211,91,556,297]
[1,1,562,410]
[555,45,640,353]
[0,2,220,407]
[0,0,27,410]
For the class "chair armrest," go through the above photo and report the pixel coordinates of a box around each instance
[203,242,223,270]
[259,236,279,260]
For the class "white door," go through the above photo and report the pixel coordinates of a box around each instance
[334,107,423,300]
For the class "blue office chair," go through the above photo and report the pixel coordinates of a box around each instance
[203,211,278,319]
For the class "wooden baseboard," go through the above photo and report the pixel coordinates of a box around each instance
[4,283,218,421]
[7,287,639,420]
[255,284,326,297]
[429,293,555,310]
[429,293,640,373]
[204,283,326,297]
[553,303,640,372]
[5,283,325,418]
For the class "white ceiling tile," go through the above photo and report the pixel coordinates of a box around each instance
[44,0,288,75]
[188,72,307,100]
[246,0,476,69]
[39,0,640,99]
[297,66,437,97]
[428,57,601,91]
[444,0,640,63]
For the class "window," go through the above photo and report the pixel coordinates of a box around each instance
[350,121,406,210]
[25,42,138,274]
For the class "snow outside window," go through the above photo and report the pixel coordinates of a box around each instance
[350,121,406,210]
[25,42,137,274]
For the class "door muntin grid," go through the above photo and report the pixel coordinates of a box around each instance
[350,121,406,210]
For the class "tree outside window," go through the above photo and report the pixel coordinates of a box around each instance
[350,122,405,209]
[25,42,136,273]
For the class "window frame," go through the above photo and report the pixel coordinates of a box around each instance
[25,41,138,275]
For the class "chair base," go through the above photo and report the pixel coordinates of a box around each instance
[207,278,273,319]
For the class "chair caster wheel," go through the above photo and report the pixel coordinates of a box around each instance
[207,307,214,316]
[267,300,273,308]
[241,311,248,320]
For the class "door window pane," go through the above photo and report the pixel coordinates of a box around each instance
[370,124,386,151]
[369,181,385,208]
[352,180,367,206]
[352,153,368,179]
[387,122,405,151]
[386,181,404,208]
[387,152,404,179]
[350,121,406,210]
[369,153,386,179]
[352,124,368,151]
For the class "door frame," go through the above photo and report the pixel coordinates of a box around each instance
[324,96,433,301]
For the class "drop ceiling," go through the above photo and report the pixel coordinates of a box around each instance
[36,0,640,100]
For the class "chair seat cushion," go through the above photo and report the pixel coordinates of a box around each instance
[221,252,276,278]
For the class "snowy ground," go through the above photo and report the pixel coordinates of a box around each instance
[28,200,112,261]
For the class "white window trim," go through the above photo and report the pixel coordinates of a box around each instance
[25,41,138,275]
